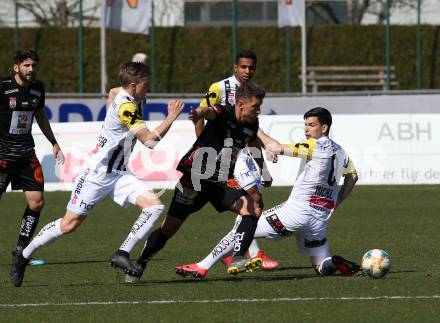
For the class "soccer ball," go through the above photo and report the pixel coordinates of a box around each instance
[361,249,390,279]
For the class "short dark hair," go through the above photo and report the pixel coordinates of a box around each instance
[235,81,265,102]
[119,62,150,87]
[304,107,333,130]
[235,50,257,64]
[14,49,39,65]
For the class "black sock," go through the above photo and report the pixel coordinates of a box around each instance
[233,215,258,258]
[137,229,169,267]
[16,206,40,252]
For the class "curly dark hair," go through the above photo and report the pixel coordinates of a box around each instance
[13,49,39,65]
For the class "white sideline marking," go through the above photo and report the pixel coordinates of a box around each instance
[1,295,440,308]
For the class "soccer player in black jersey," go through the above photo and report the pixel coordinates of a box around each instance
[124,81,268,280]
[0,49,64,273]
[180,50,279,276]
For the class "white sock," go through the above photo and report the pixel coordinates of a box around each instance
[119,204,164,253]
[22,219,63,259]
[318,256,336,276]
[197,230,235,270]
[248,239,260,258]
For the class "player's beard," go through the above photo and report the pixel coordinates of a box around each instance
[16,70,34,83]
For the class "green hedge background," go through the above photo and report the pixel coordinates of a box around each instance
[1,25,439,93]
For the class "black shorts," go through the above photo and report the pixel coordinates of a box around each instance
[168,175,246,220]
[0,156,45,193]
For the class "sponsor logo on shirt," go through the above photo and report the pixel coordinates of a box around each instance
[9,97,16,109]
[309,186,335,211]
[5,88,19,95]
[309,196,335,210]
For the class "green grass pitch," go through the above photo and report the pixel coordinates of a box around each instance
[0,186,439,322]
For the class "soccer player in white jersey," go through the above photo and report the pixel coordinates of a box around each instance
[10,62,184,287]
[173,51,278,279]
[255,107,360,275]
[178,107,360,277]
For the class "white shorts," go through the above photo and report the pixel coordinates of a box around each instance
[66,169,152,215]
[234,151,262,192]
[254,202,330,258]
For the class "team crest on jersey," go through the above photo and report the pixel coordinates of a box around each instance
[9,97,17,109]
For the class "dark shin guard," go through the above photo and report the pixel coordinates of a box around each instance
[137,229,169,267]
[16,206,40,252]
[233,215,258,257]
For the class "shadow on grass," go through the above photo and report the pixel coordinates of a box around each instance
[6,269,418,289]
[0,258,167,267]
[44,258,167,266]
[127,273,320,286]
[276,266,312,271]
[123,268,419,286]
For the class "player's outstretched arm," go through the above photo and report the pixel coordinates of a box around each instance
[257,128,294,157]
[193,83,221,137]
[34,108,65,164]
[193,117,205,138]
[189,106,217,123]
[135,99,184,148]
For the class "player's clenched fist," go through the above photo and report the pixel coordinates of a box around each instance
[188,106,203,123]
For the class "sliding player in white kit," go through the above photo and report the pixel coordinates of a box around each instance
[255,107,360,275]
[11,62,184,287]
[177,107,360,277]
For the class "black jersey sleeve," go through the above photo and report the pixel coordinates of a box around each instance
[39,84,45,110]
[33,80,45,110]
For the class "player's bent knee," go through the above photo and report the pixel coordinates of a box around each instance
[160,214,184,238]
[252,204,262,217]
[135,190,161,208]
[60,214,85,234]
[29,199,44,211]
[232,197,245,213]
[60,220,80,234]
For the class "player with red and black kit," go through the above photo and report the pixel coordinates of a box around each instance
[127,81,267,280]
[0,49,64,266]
